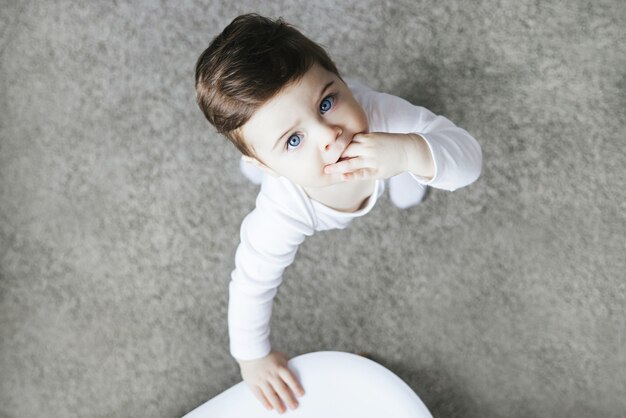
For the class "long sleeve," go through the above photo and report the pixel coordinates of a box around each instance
[354,86,483,192]
[406,107,482,191]
[228,185,314,361]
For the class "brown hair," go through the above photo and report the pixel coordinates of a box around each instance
[194,13,342,157]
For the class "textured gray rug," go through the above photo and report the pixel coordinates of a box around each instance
[1,1,624,417]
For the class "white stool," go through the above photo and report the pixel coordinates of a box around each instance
[183,351,433,418]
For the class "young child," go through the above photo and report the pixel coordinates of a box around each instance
[194,13,482,414]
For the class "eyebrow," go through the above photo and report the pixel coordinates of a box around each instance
[271,80,335,151]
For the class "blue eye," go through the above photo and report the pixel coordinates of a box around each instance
[286,133,302,150]
[320,96,334,114]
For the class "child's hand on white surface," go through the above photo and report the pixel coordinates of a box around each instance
[324,132,434,181]
[237,351,305,414]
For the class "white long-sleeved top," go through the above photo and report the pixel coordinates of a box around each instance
[228,79,482,361]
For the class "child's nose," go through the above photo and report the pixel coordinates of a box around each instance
[321,125,343,151]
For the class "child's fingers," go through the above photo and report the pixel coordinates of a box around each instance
[278,366,305,397]
[342,168,374,181]
[340,140,365,157]
[270,375,299,410]
[324,156,369,174]
[260,383,285,413]
[250,385,273,411]
[349,132,370,144]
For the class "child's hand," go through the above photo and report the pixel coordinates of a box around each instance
[324,132,433,181]
[237,351,305,414]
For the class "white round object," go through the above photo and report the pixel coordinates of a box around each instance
[184,351,433,418]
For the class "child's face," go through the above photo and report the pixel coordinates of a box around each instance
[239,63,369,189]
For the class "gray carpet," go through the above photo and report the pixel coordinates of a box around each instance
[1,1,624,417]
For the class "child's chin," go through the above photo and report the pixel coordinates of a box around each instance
[295,177,338,189]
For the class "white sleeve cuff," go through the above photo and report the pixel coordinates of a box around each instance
[231,338,271,362]
[408,133,438,186]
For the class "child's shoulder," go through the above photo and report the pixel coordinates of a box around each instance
[345,77,426,133]
[344,77,395,132]
[256,175,317,226]
[345,77,406,107]
[344,77,374,93]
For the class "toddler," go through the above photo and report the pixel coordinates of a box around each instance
[194,13,482,414]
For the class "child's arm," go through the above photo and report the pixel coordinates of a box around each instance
[228,182,314,412]
[327,86,482,191]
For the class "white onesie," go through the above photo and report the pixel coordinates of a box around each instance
[228,78,482,361]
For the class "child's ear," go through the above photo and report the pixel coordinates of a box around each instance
[241,155,279,178]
